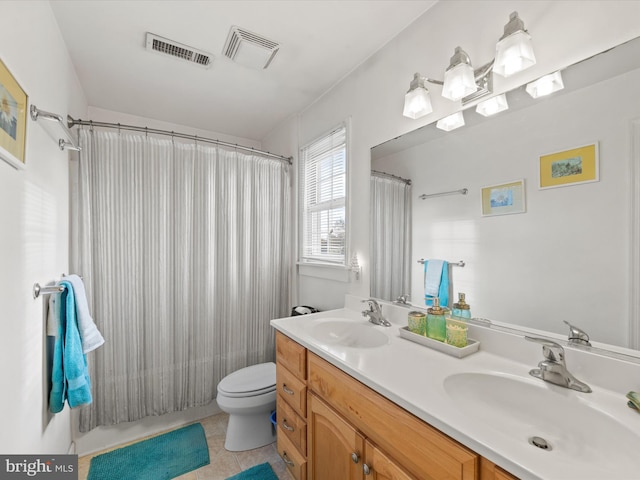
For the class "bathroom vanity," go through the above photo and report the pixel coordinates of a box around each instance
[271,296,640,480]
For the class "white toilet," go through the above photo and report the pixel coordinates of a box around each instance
[216,362,277,451]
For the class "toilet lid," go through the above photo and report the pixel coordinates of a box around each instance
[217,362,276,398]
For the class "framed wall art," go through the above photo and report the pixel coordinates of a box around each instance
[539,143,598,190]
[0,57,28,170]
[481,179,526,217]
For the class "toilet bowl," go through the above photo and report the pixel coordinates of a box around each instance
[216,362,277,451]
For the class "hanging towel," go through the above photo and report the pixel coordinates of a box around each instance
[46,294,58,337]
[49,280,93,413]
[64,274,104,354]
[424,260,449,307]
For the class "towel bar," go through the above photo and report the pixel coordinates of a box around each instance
[417,259,465,267]
[33,283,64,299]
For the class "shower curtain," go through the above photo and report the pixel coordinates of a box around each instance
[71,128,291,432]
[370,173,411,302]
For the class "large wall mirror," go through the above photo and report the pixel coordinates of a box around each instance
[370,36,640,352]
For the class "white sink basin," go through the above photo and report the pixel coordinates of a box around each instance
[443,372,639,473]
[310,319,389,348]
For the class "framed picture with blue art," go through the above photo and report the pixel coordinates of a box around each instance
[539,143,599,189]
[0,57,28,170]
[481,179,526,217]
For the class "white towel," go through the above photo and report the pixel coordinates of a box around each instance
[46,293,58,337]
[424,259,444,297]
[65,274,105,353]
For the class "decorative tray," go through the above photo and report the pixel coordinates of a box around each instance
[398,326,480,358]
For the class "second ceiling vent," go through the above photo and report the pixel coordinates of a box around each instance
[223,26,279,69]
[146,33,213,69]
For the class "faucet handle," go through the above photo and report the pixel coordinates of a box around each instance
[563,320,592,346]
[525,336,565,364]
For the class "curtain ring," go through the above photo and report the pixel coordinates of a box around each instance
[89,120,94,133]
[145,126,148,138]
[117,123,121,135]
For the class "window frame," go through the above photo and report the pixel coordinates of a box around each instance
[298,122,350,268]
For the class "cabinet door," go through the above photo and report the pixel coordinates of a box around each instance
[308,393,365,480]
[363,440,415,480]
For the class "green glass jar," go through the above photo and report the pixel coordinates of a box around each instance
[426,298,447,342]
[408,311,427,336]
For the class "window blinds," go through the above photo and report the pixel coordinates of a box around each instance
[300,125,347,264]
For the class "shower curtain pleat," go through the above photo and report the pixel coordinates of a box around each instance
[71,129,291,432]
[370,174,411,301]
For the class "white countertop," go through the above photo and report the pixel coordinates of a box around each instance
[270,296,640,480]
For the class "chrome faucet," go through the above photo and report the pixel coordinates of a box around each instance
[394,293,410,305]
[361,299,392,327]
[563,320,592,346]
[525,336,592,393]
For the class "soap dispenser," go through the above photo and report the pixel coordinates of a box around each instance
[426,298,447,342]
[452,292,471,319]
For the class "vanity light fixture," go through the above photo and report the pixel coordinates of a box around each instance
[403,73,433,119]
[475,93,509,117]
[436,111,465,132]
[402,11,535,118]
[526,70,564,98]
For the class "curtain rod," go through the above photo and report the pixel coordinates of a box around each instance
[67,116,293,164]
[371,170,412,185]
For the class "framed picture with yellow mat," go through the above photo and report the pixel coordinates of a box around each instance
[539,143,599,190]
[0,57,28,170]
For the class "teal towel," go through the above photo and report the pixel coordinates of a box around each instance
[49,281,92,413]
[424,260,449,307]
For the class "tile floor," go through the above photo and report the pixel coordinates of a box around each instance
[77,412,293,480]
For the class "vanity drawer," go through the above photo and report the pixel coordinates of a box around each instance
[277,362,307,417]
[277,425,307,480]
[308,352,478,480]
[276,331,307,380]
[277,393,307,456]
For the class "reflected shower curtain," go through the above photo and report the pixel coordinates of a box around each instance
[370,173,411,301]
[71,129,291,432]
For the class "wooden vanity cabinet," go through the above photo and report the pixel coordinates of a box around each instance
[275,332,308,480]
[275,332,520,480]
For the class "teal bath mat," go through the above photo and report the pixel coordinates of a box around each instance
[88,422,209,480]
[226,462,278,480]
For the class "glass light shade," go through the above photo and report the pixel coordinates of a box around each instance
[403,87,433,119]
[442,63,477,101]
[436,111,465,132]
[526,71,564,98]
[493,30,536,77]
[476,93,509,117]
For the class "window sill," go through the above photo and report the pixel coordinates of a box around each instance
[298,262,350,282]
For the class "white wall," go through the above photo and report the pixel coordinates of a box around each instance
[0,1,88,454]
[264,0,640,312]
[373,67,640,347]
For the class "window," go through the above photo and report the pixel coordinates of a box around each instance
[299,125,347,265]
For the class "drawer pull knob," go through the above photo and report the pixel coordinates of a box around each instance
[282,419,294,432]
[351,452,360,464]
[363,464,372,475]
[282,384,295,395]
[282,451,295,467]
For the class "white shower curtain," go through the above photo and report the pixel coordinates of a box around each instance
[370,173,411,302]
[71,128,291,432]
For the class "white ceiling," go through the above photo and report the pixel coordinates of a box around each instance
[50,0,437,141]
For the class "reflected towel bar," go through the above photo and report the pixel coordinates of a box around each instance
[417,259,465,267]
[419,188,467,199]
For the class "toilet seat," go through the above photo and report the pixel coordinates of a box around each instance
[217,362,276,398]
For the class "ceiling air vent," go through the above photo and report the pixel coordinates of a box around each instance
[145,33,213,69]
[223,26,279,69]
